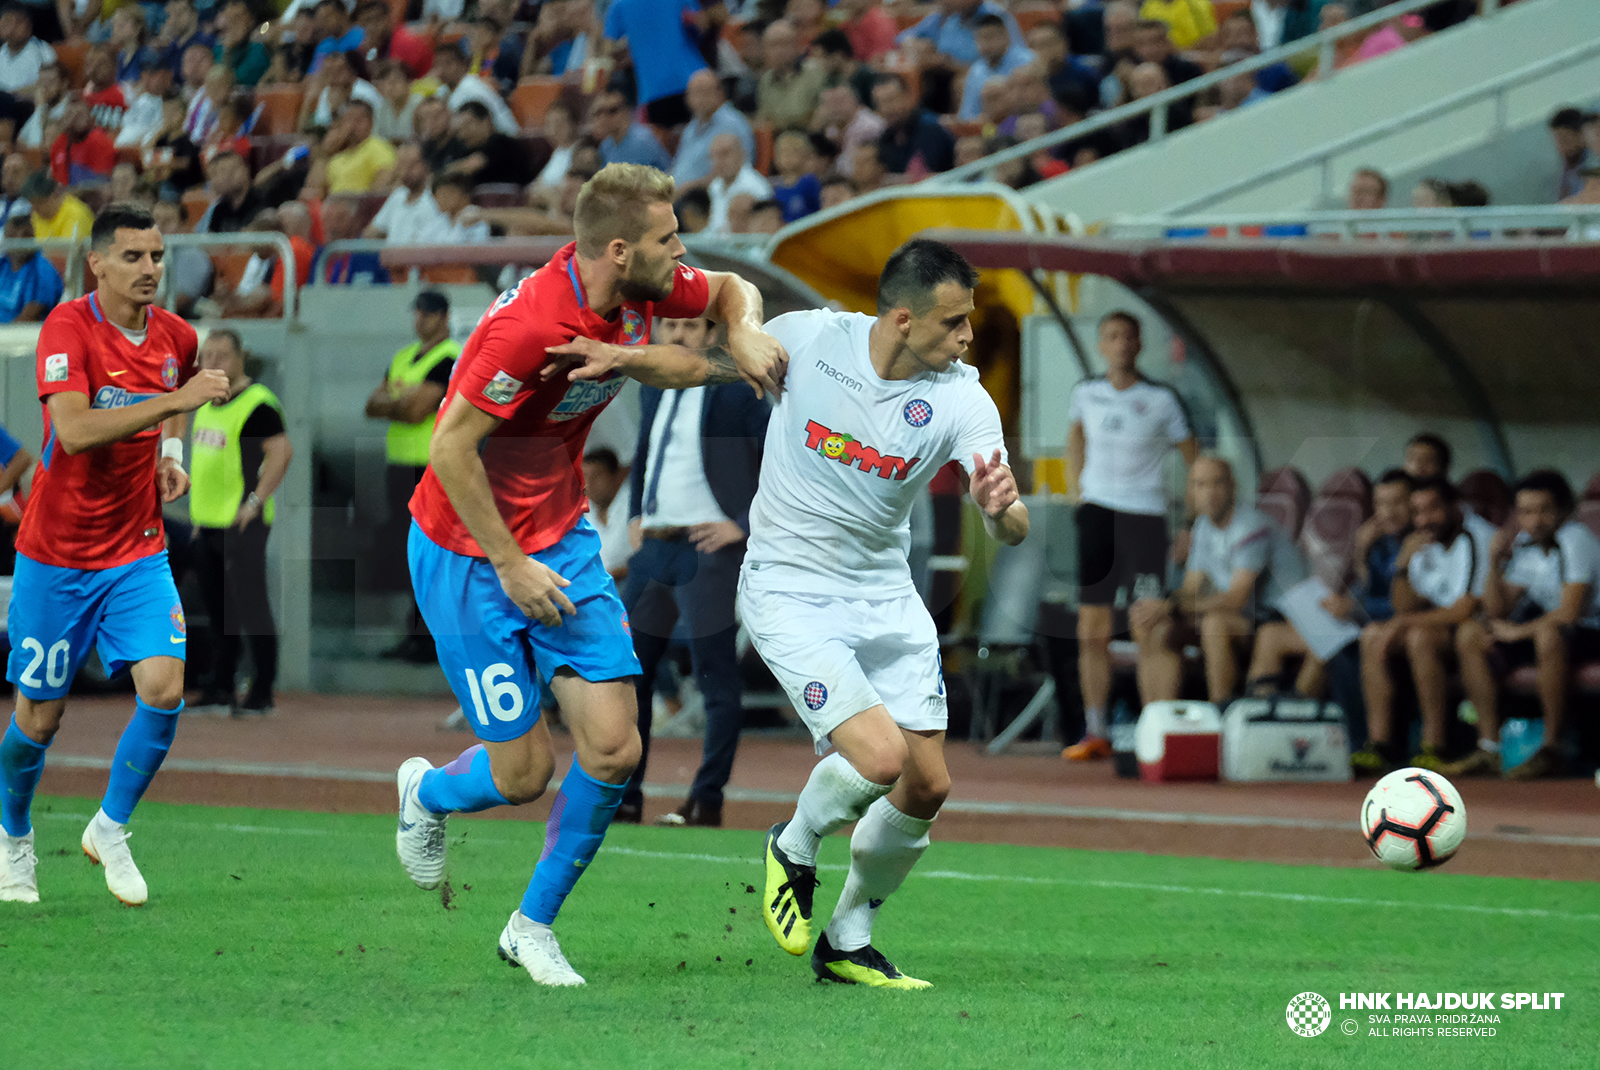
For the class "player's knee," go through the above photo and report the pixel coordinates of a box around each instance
[903,772,950,813]
[579,728,641,786]
[1077,611,1112,647]
[852,740,909,788]
[1404,626,1440,661]
[1199,611,1236,642]
[1533,621,1567,659]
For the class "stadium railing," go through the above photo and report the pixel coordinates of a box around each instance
[1100,205,1600,241]
[924,0,1534,189]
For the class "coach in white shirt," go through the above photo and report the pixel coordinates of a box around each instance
[1064,310,1197,759]
[1353,477,1497,775]
[1450,470,1600,781]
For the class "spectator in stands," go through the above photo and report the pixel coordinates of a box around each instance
[957,13,1033,122]
[674,186,710,234]
[23,168,91,238]
[427,173,491,242]
[522,0,594,79]
[141,92,205,193]
[898,0,1025,69]
[1350,477,1498,775]
[673,68,754,187]
[769,128,819,223]
[465,16,522,95]
[601,0,706,128]
[369,60,414,142]
[106,159,136,201]
[1250,0,1327,51]
[314,194,390,284]
[851,138,888,194]
[0,199,60,322]
[115,58,172,147]
[210,207,308,318]
[1403,431,1451,482]
[355,0,430,80]
[264,8,317,84]
[530,100,580,201]
[1000,64,1062,135]
[0,4,51,96]
[1549,108,1590,201]
[1013,113,1067,177]
[1097,0,1141,65]
[834,0,895,64]
[16,60,63,147]
[706,129,770,235]
[430,40,518,137]
[0,151,28,218]
[81,45,129,133]
[412,95,453,170]
[756,20,824,132]
[1134,456,1308,705]
[195,149,262,232]
[323,99,395,194]
[188,59,232,142]
[301,49,382,131]
[1142,0,1216,50]
[588,85,670,171]
[1347,167,1387,210]
[1026,22,1098,105]
[213,1,268,87]
[107,7,149,86]
[819,174,852,210]
[1064,311,1198,759]
[1448,470,1600,781]
[151,196,211,316]
[309,0,363,75]
[49,96,115,184]
[180,39,214,101]
[873,72,953,177]
[1115,62,1192,146]
[810,28,876,110]
[1561,160,1600,208]
[814,83,883,181]
[364,140,445,244]
[155,0,212,78]
[1133,18,1202,86]
[975,79,1012,137]
[438,98,531,187]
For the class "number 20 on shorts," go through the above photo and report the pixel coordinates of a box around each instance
[463,663,525,725]
[18,638,71,690]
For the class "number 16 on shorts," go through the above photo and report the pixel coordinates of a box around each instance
[461,663,532,734]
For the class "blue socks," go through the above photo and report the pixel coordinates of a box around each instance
[101,698,182,824]
[417,744,510,814]
[1,714,49,837]
[520,760,625,925]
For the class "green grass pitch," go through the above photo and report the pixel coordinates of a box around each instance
[3,795,1596,1070]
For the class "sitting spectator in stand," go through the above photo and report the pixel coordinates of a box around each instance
[706,129,770,235]
[200,91,253,166]
[851,138,889,194]
[439,98,531,187]
[301,50,383,131]
[107,7,149,87]
[1350,477,1497,775]
[1403,431,1451,482]
[81,45,129,133]
[50,95,116,184]
[465,16,521,94]
[428,172,492,242]
[141,92,205,193]
[957,13,1032,122]
[983,134,1041,189]
[23,169,94,238]
[1561,160,1600,208]
[873,72,953,177]
[898,0,1025,70]
[531,99,580,197]
[997,64,1061,136]
[106,159,137,201]
[314,194,390,284]
[1141,0,1216,50]
[1447,471,1600,781]
[412,95,453,170]
[156,0,214,79]
[1549,108,1590,201]
[811,28,876,111]
[1116,62,1191,146]
[741,197,783,235]
[195,149,263,232]
[819,174,853,210]
[310,0,364,74]
[187,60,233,142]
[814,83,883,182]
[1411,176,1489,209]
[150,197,211,316]
[0,5,53,97]
[673,68,753,188]
[180,39,215,102]
[0,152,28,218]
[430,40,518,137]
[371,59,416,141]
[835,0,896,64]
[1132,456,1309,705]
[213,0,269,87]
[116,57,173,146]
[264,8,318,84]
[0,199,61,322]
[1250,0,1327,51]
[1133,18,1202,86]
[17,60,65,147]
[1014,113,1068,177]
[523,0,595,79]
[210,205,315,318]
[1026,22,1098,105]
[364,140,446,243]
[975,78,1012,138]
[674,186,710,234]
[756,19,824,132]
[1219,9,1259,54]
[324,98,396,194]
[1348,166,1387,210]
[953,132,984,170]
[588,85,670,170]
[768,128,820,223]
[600,0,706,127]
[355,0,431,80]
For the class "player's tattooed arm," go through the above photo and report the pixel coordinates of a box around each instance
[703,345,741,386]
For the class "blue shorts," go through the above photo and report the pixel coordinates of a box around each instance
[6,551,186,701]
[408,519,640,743]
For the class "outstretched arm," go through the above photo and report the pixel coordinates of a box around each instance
[47,371,230,456]
[971,449,1028,546]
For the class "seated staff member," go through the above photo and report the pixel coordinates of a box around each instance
[1448,470,1600,780]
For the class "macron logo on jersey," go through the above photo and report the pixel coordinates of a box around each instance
[804,419,919,481]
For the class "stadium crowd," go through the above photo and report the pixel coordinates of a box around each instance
[0,0,1513,324]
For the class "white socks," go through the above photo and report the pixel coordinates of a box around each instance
[825,796,934,952]
[776,752,894,867]
[1083,706,1108,738]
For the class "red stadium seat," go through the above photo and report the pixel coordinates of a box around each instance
[1318,466,1373,514]
[1257,491,1304,540]
[1458,469,1512,527]
[54,41,87,87]
[752,123,773,174]
[253,85,307,137]
[1300,495,1364,588]
[509,78,563,130]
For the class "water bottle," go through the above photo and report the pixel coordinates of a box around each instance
[1111,699,1139,779]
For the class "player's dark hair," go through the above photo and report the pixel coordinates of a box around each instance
[974,13,1006,32]
[876,239,978,315]
[1409,476,1459,505]
[583,447,620,473]
[1375,468,1412,491]
[1407,432,1452,475]
[207,327,245,358]
[1099,309,1141,337]
[1514,469,1575,514]
[90,202,157,250]
[457,100,491,124]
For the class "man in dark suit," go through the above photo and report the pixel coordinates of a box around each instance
[616,316,770,827]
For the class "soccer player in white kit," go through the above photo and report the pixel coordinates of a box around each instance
[741,240,1028,988]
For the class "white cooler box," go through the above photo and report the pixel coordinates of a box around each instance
[1135,701,1222,782]
[1221,696,1352,782]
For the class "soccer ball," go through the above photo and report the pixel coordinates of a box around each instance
[1360,767,1467,871]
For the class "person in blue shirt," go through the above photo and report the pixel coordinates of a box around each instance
[957,13,1034,121]
[601,0,708,128]
[768,129,820,224]
[310,0,365,74]
[0,201,62,323]
[588,86,672,171]
[899,0,1026,68]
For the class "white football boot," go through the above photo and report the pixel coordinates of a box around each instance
[1,829,39,903]
[497,911,586,986]
[81,812,149,906]
[396,757,448,889]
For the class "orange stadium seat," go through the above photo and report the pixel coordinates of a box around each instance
[1213,1,1251,23]
[181,190,211,228]
[1013,5,1060,34]
[210,252,254,292]
[253,85,306,137]
[54,41,87,86]
[510,78,563,129]
[896,12,923,32]
[752,123,773,174]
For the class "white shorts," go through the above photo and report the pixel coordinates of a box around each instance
[737,580,947,755]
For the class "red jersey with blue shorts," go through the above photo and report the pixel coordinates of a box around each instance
[17,291,199,570]
[410,241,711,555]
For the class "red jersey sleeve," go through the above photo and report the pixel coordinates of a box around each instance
[453,305,563,420]
[36,309,91,401]
[653,263,712,320]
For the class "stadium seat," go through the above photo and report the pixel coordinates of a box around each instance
[1013,5,1060,33]
[510,78,564,129]
[210,252,254,292]
[1300,495,1363,588]
[472,182,524,208]
[54,41,87,86]
[253,85,307,137]
[1318,467,1373,512]
[1458,469,1512,527]
[181,190,211,228]
[752,124,773,174]
[1257,491,1304,541]
[1258,466,1311,536]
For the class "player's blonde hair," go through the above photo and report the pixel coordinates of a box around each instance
[573,164,677,258]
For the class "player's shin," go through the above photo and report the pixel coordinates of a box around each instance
[776,752,894,868]
[100,698,181,824]
[417,744,511,814]
[825,796,933,952]
[519,760,626,924]
[1,714,49,837]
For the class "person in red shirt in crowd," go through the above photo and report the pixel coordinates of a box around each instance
[355,0,432,79]
[0,202,231,908]
[80,47,129,134]
[50,97,117,186]
[392,162,787,987]
[836,0,898,62]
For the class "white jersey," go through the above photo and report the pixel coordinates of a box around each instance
[1504,520,1600,629]
[1407,512,1498,608]
[1068,376,1191,516]
[742,309,1006,599]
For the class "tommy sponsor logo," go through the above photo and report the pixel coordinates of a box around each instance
[549,375,625,421]
[804,420,919,480]
[483,369,523,405]
[93,385,159,409]
[814,358,863,392]
[44,353,69,382]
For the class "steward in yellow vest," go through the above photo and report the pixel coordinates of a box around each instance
[189,329,294,716]
[364,290,459,663]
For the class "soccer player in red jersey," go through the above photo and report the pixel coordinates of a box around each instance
[394,164,787,985]
[0,203,230,906]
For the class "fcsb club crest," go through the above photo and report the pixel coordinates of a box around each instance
[170,604,186,636]
[161,355,180,389]
[621,309,646,345]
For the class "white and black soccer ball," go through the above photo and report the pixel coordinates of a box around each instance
[1360,767,1467,871]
